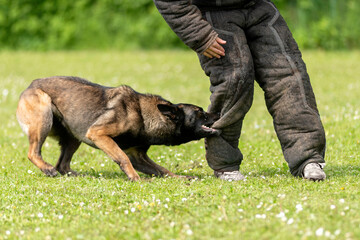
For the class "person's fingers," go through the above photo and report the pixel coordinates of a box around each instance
[202,37,227,59]
[208,49,221,58]
[209,45,225,57]
[215,37,227,45]
[203,51,213,58]
[203,48,220,58]
[213,37,226,53]
[214,45,225,55]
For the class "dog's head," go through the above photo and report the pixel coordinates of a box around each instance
[157,103,221,145]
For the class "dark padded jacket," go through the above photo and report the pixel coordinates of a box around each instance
[153,0,252,54]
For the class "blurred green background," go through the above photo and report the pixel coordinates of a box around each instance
[1,0,359,51]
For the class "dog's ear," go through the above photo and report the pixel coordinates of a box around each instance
[157,104,180,121]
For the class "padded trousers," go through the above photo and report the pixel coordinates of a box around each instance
[197,0,326,177]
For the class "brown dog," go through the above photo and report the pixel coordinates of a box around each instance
[16,76,220,181]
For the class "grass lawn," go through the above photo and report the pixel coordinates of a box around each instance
[0,50,359,240]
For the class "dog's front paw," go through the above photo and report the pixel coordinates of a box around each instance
[56,167,79,177]
[128,174,141,182]
[42,167,58,177]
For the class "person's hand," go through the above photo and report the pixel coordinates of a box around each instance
[203,37,226,59]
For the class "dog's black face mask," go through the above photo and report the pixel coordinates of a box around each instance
[179,104,220,138]
[157,103,221,145]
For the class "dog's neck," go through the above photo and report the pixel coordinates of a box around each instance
[139,96,177,140]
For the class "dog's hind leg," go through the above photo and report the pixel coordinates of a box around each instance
[55,134,81,176]
[125,147,175,177]
[126,147,196,179]
[16,89,58,177]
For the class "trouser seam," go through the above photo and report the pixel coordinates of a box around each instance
[263,0,320,118]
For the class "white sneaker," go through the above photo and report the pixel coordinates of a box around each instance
[214,170,245,181]
[303,163,326,181]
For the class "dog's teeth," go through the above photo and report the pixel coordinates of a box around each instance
[202,125,213,131]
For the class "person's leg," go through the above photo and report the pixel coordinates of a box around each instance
[245,0,326,179]
[197,9,255,179]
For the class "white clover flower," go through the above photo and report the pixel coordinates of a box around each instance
[296,204,303,213]
[276,212,287,222]
[186,229,193,236]
[277,194,286,199]
[266,205,273,211]
[255,214,266,219]
[2,89,8,97]
[38,213,44,218]
[315,228,324,236]
[276,212,285,218]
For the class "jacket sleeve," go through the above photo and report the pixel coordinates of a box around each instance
[153,0,218,54]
